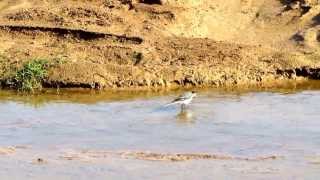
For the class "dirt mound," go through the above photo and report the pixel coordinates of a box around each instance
[293,25,320,48]
[3,4,121,28]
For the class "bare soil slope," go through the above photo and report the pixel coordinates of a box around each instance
[0,0,319,89]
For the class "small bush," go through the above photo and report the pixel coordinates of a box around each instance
[13,59,49,92]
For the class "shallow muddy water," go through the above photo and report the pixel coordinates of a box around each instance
[1,84,320,179]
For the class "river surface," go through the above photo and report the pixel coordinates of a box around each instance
[0,83,320,179]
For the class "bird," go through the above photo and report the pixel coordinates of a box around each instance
[165,91,197,110]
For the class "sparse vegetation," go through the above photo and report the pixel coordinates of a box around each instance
[12,59,49,92]
[0,56,66,92]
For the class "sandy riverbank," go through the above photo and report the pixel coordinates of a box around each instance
[0,0,319,90]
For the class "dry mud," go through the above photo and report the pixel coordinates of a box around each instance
[0,0,320,89]
[60,150,280,162]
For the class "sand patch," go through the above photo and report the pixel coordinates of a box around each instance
[60,149,281,162]
[0,147,16,155]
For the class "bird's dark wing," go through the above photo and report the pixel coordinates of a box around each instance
[171,96,188,103]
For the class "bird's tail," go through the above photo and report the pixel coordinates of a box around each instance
[164,101,179,107]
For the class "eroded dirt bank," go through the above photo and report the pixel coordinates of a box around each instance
[0,0,320,89]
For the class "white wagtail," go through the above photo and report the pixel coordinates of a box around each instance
[165,91,197,110]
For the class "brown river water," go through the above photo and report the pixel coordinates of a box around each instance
[0,82,320,179]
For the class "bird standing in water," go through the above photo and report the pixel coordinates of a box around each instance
[165,91,197,110]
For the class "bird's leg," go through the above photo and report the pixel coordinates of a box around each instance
[181,104,185,112]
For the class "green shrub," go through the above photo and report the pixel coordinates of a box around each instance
[13,59,49,92]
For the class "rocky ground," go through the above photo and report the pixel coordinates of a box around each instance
[0,0,319,89]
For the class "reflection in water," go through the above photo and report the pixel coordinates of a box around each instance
[0,89,174,107]
[1,80,320,107]
[176,109,195,124]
